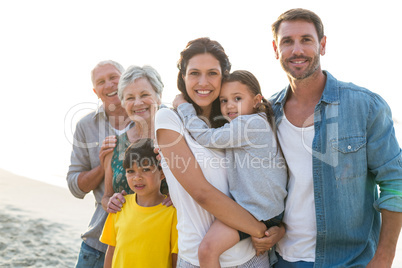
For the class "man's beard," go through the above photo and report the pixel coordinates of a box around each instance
[281,52,321,80]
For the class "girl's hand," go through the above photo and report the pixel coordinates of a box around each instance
[107,190,127,213]
[173,94,188,109]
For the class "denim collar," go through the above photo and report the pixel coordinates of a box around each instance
[320,71,340,105]
[274,70,340,108]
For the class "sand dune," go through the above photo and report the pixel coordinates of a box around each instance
[0,169,94,267]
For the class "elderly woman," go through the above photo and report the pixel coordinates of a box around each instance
[101,65,166,213]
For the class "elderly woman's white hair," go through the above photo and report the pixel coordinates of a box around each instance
[118,65,164,105]
[91,60,125,85]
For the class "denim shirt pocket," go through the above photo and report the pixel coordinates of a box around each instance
[330,136,367,179]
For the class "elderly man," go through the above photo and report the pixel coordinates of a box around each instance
[67,60,131,268]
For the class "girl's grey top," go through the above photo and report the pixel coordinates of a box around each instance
[177,103,288,221]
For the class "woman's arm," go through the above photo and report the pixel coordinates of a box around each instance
[157,128,266,237]
[101,154,126,212]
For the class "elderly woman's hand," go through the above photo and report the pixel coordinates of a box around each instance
[173,94,188,109]
[251,224,285,256]
[100,135,117,169]
[162,194,174,207]
[107,190,127,213]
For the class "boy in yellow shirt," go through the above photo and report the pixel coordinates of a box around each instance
[100,138,178,267]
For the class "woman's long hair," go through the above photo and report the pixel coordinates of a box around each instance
[177,37,231,127]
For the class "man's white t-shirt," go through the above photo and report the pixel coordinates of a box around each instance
[155,108,255,267]
[276,114,316,262]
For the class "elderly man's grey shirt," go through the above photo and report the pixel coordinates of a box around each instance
[67,105,114,253]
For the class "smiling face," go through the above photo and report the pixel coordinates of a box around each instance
[122,77,161,124]
[273,20,326,81]
[219,81,260,121]
[182,53,222,116]
[126,163,164,199]
[92,64,122,111]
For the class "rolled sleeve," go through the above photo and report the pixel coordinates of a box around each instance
[373,151,402,212]
[367,94,402,212]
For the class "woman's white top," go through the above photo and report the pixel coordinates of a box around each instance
[276,114,316,262]
[155,108,255,267]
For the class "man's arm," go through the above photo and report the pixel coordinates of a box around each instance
[78,135,116,192]
[67,123,114,197]
[366,94,402,266]
[367,210,402,267]
[76,166,104,193]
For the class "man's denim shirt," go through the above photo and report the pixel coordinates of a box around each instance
[270,71,402,267]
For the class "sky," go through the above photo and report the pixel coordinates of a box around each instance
[1,0,401,187]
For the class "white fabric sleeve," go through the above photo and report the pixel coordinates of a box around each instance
[155,108,185,135]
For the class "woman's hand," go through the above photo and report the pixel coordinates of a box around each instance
[251,224,286,256]
[154,146,162,162]
[173,94,188,109]
[107,190,127,213]
[100,136,117,170]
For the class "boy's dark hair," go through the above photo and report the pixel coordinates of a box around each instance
[123,138,161,170]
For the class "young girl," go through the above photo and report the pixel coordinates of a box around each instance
[174,70,288,267]
[100,138,178,268]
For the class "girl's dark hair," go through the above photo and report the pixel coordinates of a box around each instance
[123,138,161,170]
[177,37,231,127]
[223,70,276,134]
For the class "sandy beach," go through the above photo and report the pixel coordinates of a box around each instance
[0,168,401,267]
[0,169,93,267]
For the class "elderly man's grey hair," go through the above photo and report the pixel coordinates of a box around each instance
[91,60,125,85]
[118,65,164,105]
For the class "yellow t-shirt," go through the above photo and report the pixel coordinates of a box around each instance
[100,194,178,267]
